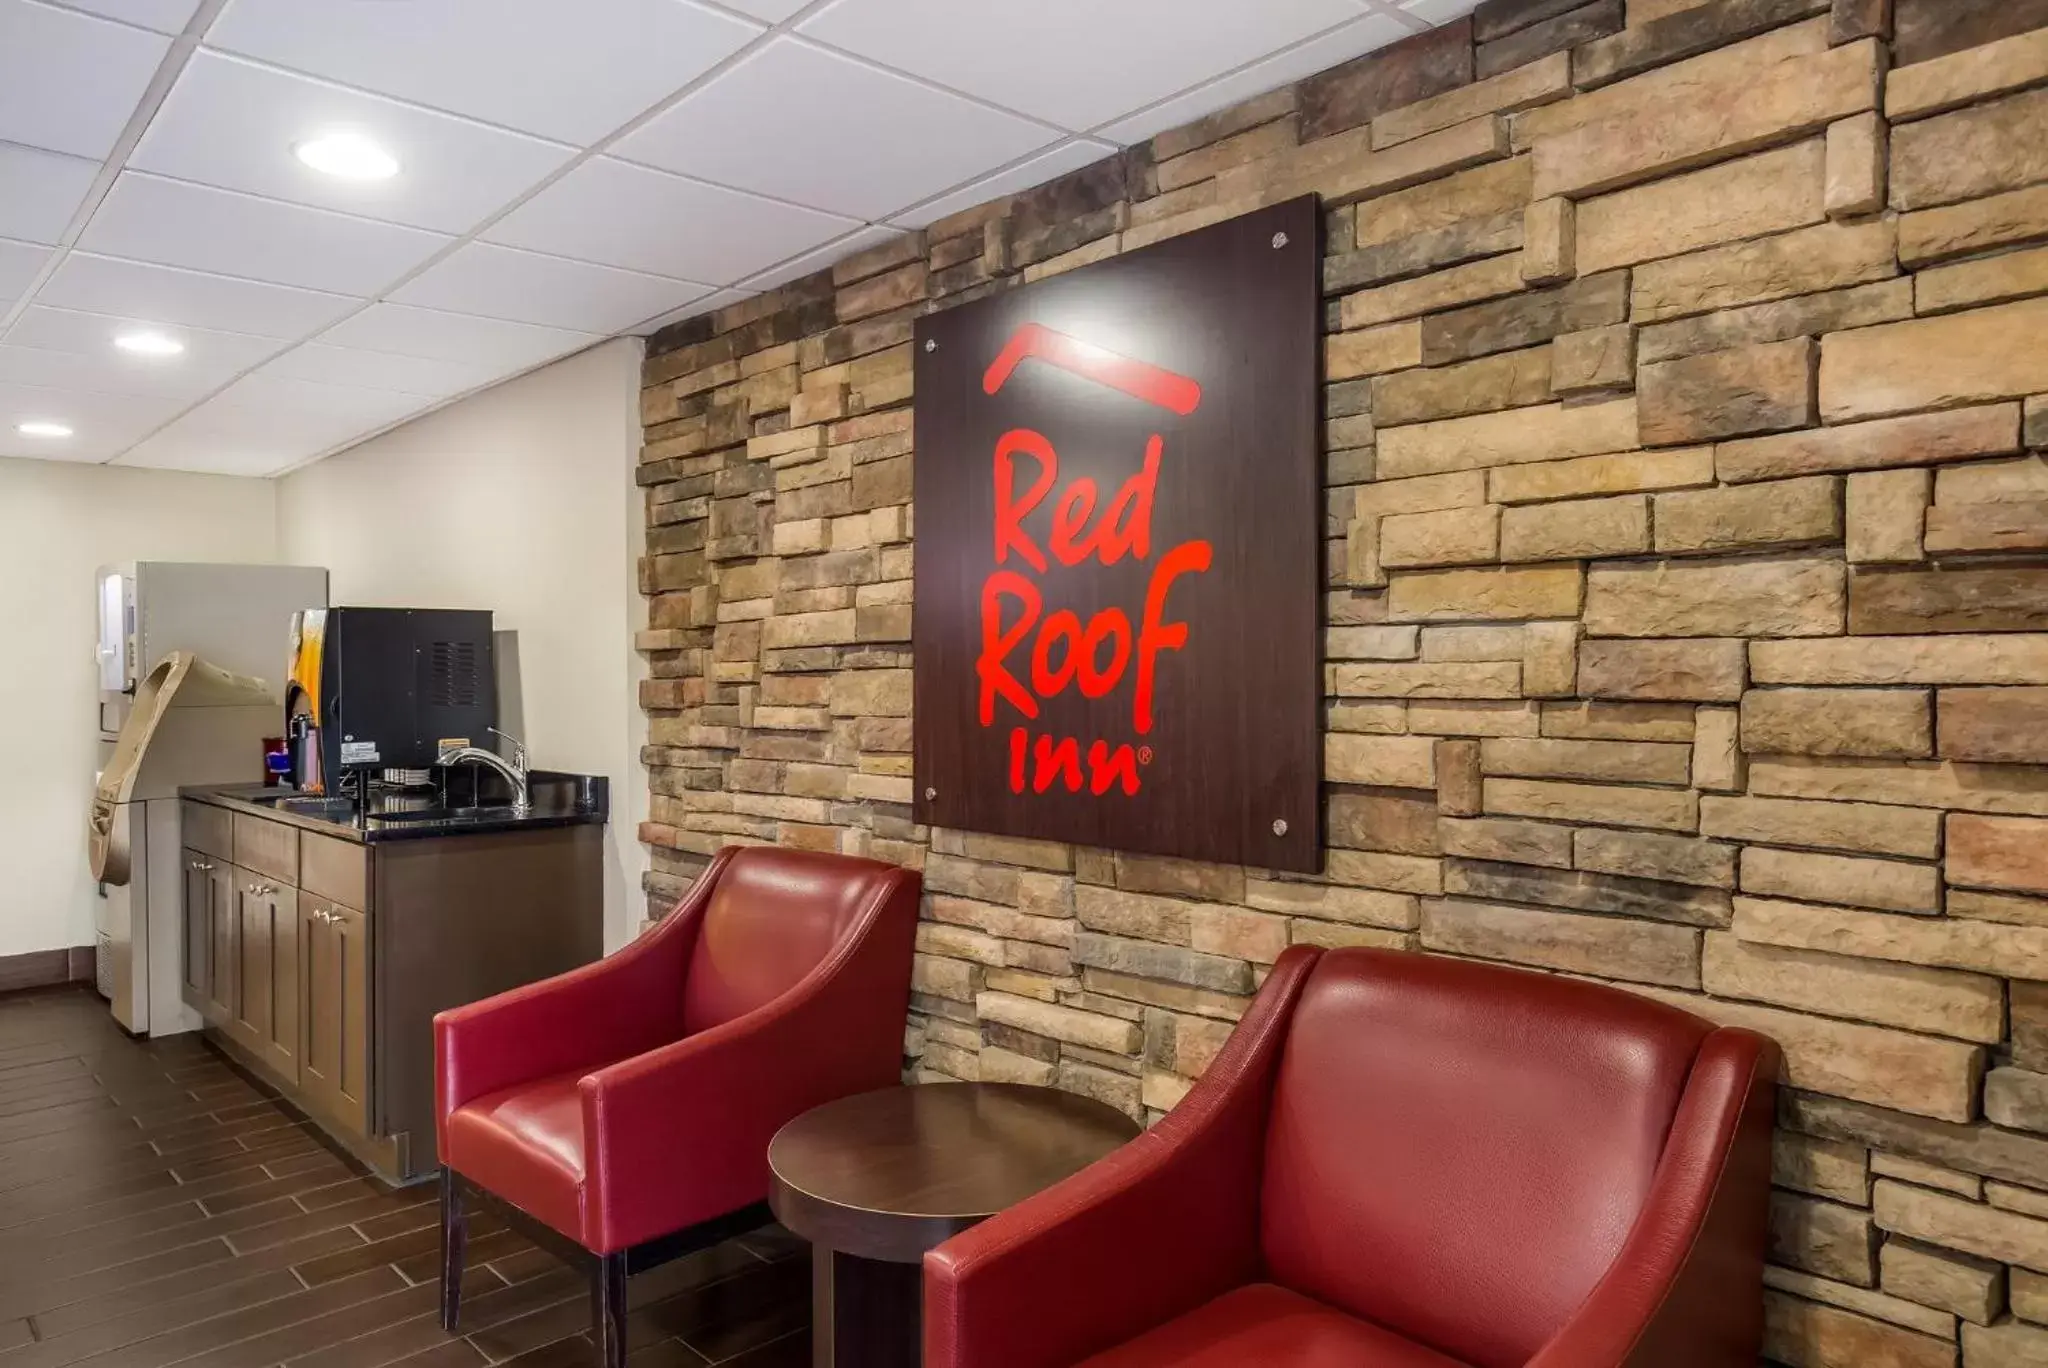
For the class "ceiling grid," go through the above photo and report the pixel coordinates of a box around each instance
[0,0,1468,474]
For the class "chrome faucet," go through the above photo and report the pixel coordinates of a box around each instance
[436,728,531,815]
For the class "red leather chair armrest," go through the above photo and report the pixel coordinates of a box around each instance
[922,946,1323,1368]
[434,849,734,1155]
[575,865,921,1253]
[1526,1028,1779,1368]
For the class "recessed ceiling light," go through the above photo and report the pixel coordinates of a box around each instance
[115,329,185,357]
[293,132,400,181]
[17,420,74,439]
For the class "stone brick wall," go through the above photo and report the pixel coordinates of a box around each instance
[634,1,2048,1361]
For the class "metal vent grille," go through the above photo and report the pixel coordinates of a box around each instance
[427,641,481,708]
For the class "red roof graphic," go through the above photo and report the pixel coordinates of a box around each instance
[982,323,1203,416]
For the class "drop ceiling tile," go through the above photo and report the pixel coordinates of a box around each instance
[47,0,203,35]
[0,378,181,461]
[36,252,357,338]
[736,224,905,292]
[617,38,1058,220]
[0,436,105,462]
[0,0,169,159]
[257,342,504,399]
[715,0,811,21]
[0,238,51,304]
[117,439,306,476]
[213,370,433,425]
[390,242,712,335]
[129,52,575,234]
[886,138,1115,229]
[8,301,276,356]
[1097,13,1412,146]
[485,156,858,285]
[0,143,99,244]
[0,340,242,400]
[115,372,435,475]
[1393,0,1478,24]
[0,306,284,394]
[633,287,756,336]
[316,302,598,371]
[78,173,452,296]
[117,400,380,475]
[208,0,763,147]
[799,0,1371,132]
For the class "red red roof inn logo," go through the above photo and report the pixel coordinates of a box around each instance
[910,194,1321,872]
[975,324,1213,798]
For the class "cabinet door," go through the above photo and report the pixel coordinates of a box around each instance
[180,848,213,1011]
[234,875,300,1083]
[206,864,239,1026]
[262,884,301,1084]
[301,901,371,1138]
[230,871,265,1054]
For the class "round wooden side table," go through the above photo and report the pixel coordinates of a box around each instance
[768,1082,1141,1368]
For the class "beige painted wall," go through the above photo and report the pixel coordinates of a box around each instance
[0,458,279,960]
[278,338,648,949]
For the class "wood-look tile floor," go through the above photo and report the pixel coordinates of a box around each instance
[0,987,810,1368]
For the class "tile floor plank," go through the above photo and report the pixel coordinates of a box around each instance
[0,988,812,1368]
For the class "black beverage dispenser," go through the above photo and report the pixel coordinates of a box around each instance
[283,607,496,795]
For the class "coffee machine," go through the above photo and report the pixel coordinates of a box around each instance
[284,607,497,797]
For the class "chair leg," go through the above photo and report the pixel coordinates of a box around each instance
[439,1167,467,1332]
[591,1251,628,1368]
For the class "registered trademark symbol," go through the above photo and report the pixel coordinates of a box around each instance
[1137,747,1154,765]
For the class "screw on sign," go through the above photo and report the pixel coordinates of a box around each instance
[973,323,1212,798]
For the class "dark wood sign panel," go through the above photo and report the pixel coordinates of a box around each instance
[912,196,1322,873]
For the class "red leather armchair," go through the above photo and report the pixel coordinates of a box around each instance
[927,946,1778,1368]
[434,845,920,1367]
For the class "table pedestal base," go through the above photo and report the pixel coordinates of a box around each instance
[813,1247,922,1368]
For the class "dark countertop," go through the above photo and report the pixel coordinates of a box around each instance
[183,771,609,844]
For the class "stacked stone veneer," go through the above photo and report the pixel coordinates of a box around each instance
[636,0,2048,1361]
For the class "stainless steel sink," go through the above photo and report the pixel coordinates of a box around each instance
[382,804,520,823]
[239,789,571,827]
[367,806,452,823]
[275,796,361,820]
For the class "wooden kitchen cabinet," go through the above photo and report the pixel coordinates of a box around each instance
[182,788,603,1184]
[180,847,213,1010]
[232,874,299,1085]
[181,849,243,1028]
[300,897,370,1137]
[209,867,239,1027]
[181,802,238,1027]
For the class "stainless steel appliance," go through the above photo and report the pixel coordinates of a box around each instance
[92,561,329,1035]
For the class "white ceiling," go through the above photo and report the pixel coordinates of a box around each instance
[0,0,1476,477]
